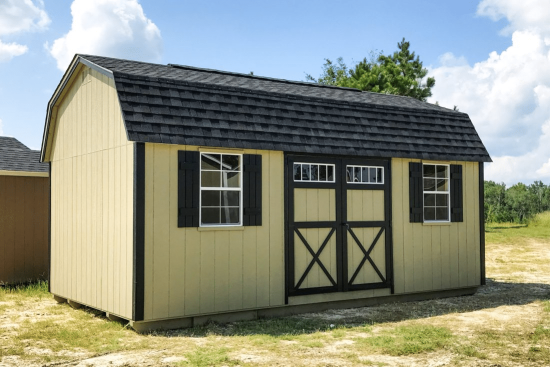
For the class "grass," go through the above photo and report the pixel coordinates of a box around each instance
[3,212,550,366]
[486,211,550,245]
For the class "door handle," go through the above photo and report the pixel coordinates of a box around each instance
[342,223,349,229]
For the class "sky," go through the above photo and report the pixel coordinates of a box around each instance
[0,0,548,186]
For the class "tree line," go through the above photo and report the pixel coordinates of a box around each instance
[484,181,550,223]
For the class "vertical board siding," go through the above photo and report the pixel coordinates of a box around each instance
[391,158,481,294]
[0,176,49,284]
[49,66,134,319]
[143,144,285,320]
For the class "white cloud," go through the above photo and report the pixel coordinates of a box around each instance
[429,1,550,185]
[0,118,4,136]
[48,0,162,71]
[0,0,50,36]
[0,0,49,63]
[0,40,29,62]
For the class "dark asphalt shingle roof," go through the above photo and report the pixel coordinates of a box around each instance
[81,55,492,162]
[0,137,48,172]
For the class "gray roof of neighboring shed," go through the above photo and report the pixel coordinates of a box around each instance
[0,137,48,172]
[43,54,492,162]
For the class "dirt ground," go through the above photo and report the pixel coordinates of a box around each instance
[1,238,550,367]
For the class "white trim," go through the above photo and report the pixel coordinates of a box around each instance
[41,55,114,162]
[0,170,49,177]
[346,165,384,184]
[199,152,243,227]
[293,162,336,183]
[422,163,450,223]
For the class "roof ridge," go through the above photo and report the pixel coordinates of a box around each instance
[167,63,363,93]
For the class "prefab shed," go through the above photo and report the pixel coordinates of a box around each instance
[0,137,49,284]
[41,55,492,331]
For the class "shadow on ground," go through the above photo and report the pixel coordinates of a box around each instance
[151,278,550,338]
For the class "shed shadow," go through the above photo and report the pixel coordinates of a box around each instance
[153,278,550,338]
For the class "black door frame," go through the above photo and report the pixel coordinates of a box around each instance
[284,154,394,303]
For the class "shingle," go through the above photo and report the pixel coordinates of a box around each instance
[79,54,492,162]
[0,137,48,172]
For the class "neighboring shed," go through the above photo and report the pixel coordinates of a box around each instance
[0,136,49,284]
[41,54,491,331]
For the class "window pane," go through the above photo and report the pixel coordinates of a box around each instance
[221,208,240,224]
[424,207,435,221]
[221,191,240,206]
[202,208,220,224]
[311,164,319,181]
[302,164,310,181]
[436,207,449,221]
[436,165,448,178]
[377,168,383,183]
[436,194,448,206]
[354,167,361,182]
[423,165,436,178]
[222,171,240,188]
[346,167,353,182]
[423,178,436,191]
[201,154,221,170]
[436,178,448,192]
[201,171,221,187]
[222,155,240,171]
[327,165,334,181]
[424,194,435,206]
[201,191,220,207]
[361,167,369,183]
[319,165,327,181]
[369,167,377,183]
[293,164,301,181]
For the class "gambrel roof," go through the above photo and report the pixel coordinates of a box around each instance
[42,55,492,162]
[0,136,48,173]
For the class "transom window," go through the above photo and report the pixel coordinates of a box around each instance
[293,163,335,182]
[200,153,242,226]
[346,165,384,184]
[423,164,449,222]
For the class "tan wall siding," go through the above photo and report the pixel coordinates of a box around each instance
[143,144,285,321]
[49,67,134,319]
[391,158,481,294]
[0,176,49,284]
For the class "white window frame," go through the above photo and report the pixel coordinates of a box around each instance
[423,163,450,223]
[199,152,243,227]
[346,165,384,184]
[293,162,336,183]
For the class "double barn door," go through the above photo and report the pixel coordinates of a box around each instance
[286,156,393,299]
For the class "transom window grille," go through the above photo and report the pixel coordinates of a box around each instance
[346,165,384,184]
[423,164,449,222]
[200,153,242,226]
[293,163,335,182]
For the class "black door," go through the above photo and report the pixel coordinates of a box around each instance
[285,155,393,299]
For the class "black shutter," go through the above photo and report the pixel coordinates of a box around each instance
[450,164,463,222]
[243,154,262,226]
[178,151,200,227]
[409,162,423,223]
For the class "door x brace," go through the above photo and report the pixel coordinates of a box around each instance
[294,227,337,289]
[347,227,386,285]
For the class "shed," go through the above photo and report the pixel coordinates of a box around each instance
[0,136,49,284]
[41,55,492,331]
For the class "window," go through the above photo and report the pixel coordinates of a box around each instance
[200,153,242,226]
[293,163,335,182]
[423,164,449,222]
[346,165,384,184]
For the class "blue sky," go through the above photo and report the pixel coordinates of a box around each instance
[0,0,548,185]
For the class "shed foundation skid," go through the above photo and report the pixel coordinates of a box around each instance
[130,287,477,333]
